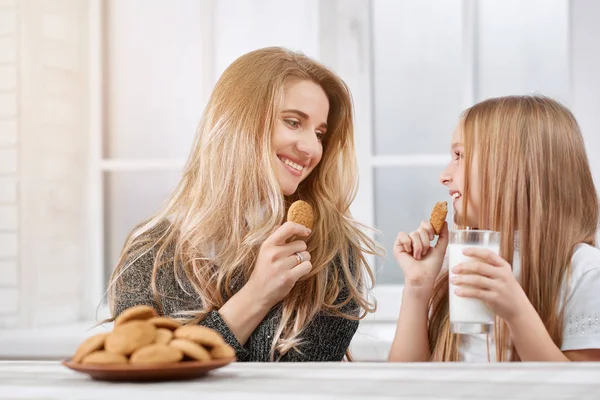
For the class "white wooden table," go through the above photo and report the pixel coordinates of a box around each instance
[1,361,599,399]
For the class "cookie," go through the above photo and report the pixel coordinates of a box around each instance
[429,201,448,235]
[154,328,173,345]
[72,332,108,364]
[210,343,236,360]
[114,305,158,327]
[287,200,314,230]
[169,339,211,362]
[173,325,225,348]
[81,350,128,365]
[148,316,182,331]
[105,320,156,356]
[130,344,183,365]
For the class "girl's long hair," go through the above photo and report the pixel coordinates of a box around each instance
[428,95,599,361]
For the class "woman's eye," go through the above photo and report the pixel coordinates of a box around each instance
[285,119,299,128]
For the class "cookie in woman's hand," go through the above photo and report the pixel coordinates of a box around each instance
[429,201,448,235]
[287,200,313,230]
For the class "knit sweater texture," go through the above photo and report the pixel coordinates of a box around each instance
[112,236,361,362]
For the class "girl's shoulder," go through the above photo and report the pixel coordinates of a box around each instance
[560,243,600,351]
[570,243,600,278]
[562,242,600,306]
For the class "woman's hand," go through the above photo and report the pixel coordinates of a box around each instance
[246,221,312,309]
[393,221,449,298]
[450,247,529,323]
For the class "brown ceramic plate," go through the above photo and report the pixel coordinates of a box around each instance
[62,357,236,382]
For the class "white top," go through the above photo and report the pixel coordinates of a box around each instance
[3,361,600,399]
[461,243,600,362]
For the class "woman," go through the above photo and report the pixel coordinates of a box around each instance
[108,47,382,362]
[389,95,600,362]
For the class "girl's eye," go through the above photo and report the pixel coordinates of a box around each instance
[454,151,463,160]
[316,132,324,142]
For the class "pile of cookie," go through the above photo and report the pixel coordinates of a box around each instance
[72,305,235,366]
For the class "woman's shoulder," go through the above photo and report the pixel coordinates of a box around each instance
[111,219,197,315]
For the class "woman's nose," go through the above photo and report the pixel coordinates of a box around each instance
[296,131,320,157]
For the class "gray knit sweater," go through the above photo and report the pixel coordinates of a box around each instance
[112,239,360,362]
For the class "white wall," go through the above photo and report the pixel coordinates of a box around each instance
[0,0,20,326]
[571,0,600,194]
[0,0,89,329]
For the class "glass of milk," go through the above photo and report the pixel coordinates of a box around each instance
[449,230,501,334]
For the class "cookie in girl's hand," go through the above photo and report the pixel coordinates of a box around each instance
[287,200,313,230]
[429,201,448,235]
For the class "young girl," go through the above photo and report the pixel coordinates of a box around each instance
[108,47,381,362]
[389,95,600,362]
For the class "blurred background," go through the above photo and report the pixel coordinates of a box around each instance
[0,0,599,361]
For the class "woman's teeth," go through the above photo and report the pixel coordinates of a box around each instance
[452,192,461,200]
[280,157,304,172]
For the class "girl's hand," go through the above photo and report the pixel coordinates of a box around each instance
[450,247,530,322]
[393,221,449,296]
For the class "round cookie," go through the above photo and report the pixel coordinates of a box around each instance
[148,316,182,330]
[154,328,173,345]
[81,350,128,365]
[130,344,183,365]
[287,200,313,230]
[429,201,448,235]
[173,325,224,348]
[73,332,108,364]
[169,339,211,362]
[105,320,156,356]
[114,305,158,327]
[210,343,236,360]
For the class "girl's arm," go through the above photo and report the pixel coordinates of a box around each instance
[506,302,569,361]
[388,286,432,361]
[388,222,449,362]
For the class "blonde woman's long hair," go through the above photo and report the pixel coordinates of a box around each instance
[428,95,599,361]
[107,47,381,359]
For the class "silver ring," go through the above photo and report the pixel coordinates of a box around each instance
[295,252,305,265]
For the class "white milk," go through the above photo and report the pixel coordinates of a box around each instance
[448,243,499,325]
